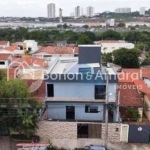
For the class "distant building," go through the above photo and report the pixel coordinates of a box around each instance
[75,6,80,18]
[140,7,146,16]
[106,18,115,27]
[87,6,94,17]
[47,3,56,18]
[59,8,63,23]
[115,8,131,13]
[94,40,135,53]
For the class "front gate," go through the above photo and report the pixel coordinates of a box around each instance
[128,125,150,143]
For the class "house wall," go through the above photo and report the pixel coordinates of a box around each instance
[47,102,104,121]
[101,43,135,53]
[46,82,117,100]
[37,121,121,149]
[144,94,150,121]
[0,60,8,69]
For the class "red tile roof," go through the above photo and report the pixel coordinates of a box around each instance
[5,45,18,52]
[10,56,48,68]
[33,46,78,55]
[0,41,9,45]
[0,54,11,60]
[118,82,143,107]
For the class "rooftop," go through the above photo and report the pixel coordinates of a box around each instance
[0,41,9,45]
[0,53,11,60]
[118,82,143,107]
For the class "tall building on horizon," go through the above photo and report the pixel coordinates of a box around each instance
[75,6,81,18]
[87,6,94,17]
[140,7,146,16]
[115,8,131,13]
[47,3,56,18]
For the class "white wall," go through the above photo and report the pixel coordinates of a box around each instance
[46,82,117,100]
[0,60,8,69]
[101,43,135,53]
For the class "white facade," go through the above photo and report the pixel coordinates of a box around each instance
[115,8,131,13]
[87,6,94,17]
[23,40,38,53]
[75,6,80,18]
[140,7,146,16]
[94,41,135,53]
[47,3,56,19]
[107,18,115,27]
[0,55,11,69]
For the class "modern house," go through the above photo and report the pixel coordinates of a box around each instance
[44,45,118,122]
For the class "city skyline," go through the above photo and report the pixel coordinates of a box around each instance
[0,0,149,17]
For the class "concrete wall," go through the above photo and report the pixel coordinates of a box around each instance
[144,94,150,121]
[47,82,117,100]
[37,121,121,149]
[0,60,8,69]
[47,102,104,120]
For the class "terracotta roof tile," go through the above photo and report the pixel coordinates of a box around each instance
[0,54,11,60]
[0,41,9,45]
[5,45,18,52]
[118,82,143,107]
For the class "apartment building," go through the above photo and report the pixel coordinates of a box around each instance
[115,8,131,13]
[47,3,56,19]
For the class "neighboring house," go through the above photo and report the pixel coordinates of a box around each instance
[32,46,78,59]
[120,69,150,121]
[0,41,10,48]
[44,45,118,122]
[0,54,12,69]
[94,40,135,53]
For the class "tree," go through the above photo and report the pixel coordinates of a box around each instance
[84,31,96,41]
[77,34,92,44]
[135,43,149,52]
[102,30,123,40]
[0,70,6,81]
[117,22,125,28]
[113,48,141,68]
[0,79,41,138]
[102,53,113,63]
[82,25,89,29]
[141,58,150,66]
[63,23,68,29]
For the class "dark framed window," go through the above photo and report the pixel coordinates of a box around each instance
[95,85,106,99]
[0,62,5,65]
[47,84,54,97]
[77,124,88,138]
[85,106,98,113]
[79,68,91,74]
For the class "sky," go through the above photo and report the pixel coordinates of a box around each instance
[0,0,149,17]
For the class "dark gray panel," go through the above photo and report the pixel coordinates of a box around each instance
[78,46,101,64]
[128,125,150,143]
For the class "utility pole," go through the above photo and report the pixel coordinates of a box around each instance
[104,70,109,149]
[117,91,120,122]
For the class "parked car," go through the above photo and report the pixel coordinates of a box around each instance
[86,145,106,150]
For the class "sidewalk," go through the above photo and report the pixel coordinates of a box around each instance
[108,142,150,150]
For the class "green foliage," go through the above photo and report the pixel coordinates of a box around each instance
[113,48,141,68]
[82,25,89,29]
[117,22,125,28]
[126,108,140,121]
[102,30,123,40]
[135,43,150,52]
[84,31,96,41]
[77,34,92,44]
[141,58,150,66]
[102,53,113,63]
[0,79,41,138]
[0,70,6,81]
